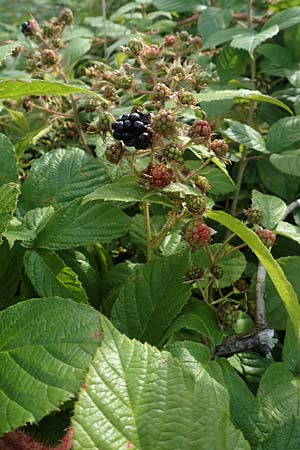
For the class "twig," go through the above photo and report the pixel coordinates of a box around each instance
[143,202,153,261]
[284,198,300,219]
[176,12,267,27]
[255,261,267,329]
[214,329,277,358]
[102,0,107,60]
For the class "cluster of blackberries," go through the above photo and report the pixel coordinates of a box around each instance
[21,22,32,35]
[112,111,151,149]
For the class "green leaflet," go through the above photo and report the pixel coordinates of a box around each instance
[0,80,103,100]
[24,249,89,304]
[0,183,20,244]
[72,316,250,450]
[0,298,101,435]
[195,89,293,114]
[251,190,287,229]
[19,148,110,214]
[111,252,192,345]
[33,199,131,250]
[0,133,18,186]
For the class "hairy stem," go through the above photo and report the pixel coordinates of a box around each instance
[143,202,152,261]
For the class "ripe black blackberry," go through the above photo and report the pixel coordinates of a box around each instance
[111,110,151,149]
[21,21,32,35]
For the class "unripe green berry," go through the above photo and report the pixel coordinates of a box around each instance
[184,266,204,282]
[152,83,171,102]
[152,110,177,136]
[210,264,223,280]
[163,145,184,163]
[128,38,144,56]
[218,302,238,329]
[177,89,197,106]
[115,75,134,90]
[244,207,263,225]
[186,195,206,215]
[105,141,125,164]
[194,176,211,193]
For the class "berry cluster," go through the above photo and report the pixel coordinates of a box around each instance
[256,228,276,247]
[112,111,151,149]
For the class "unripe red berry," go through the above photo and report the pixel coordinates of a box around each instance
[211,139,228,159]
[183,220,211,251]
[256,228,276,247]
[164,35,176,46]
[144,163,173,188]
[105,142,125,165]
[188,120,211,143]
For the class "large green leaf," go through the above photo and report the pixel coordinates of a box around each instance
[264,256,300,330]
[0,242,24,310]
[0,133,18,186]
[263,6,300,31]
[72,316,250,450]
[258,363,300,431]
[257,159,300,200]
[195,90,292,114]
[251,190,287,229]
[164,300,223,347]
[152,0,202,12]
[0,80,100,100]
[171,342,268,448]
[111,252,191,345]
[24,249,88,304]
[261,417,300,450]
[0,183,20,244]
[83,177,174,208]
[34,199,130,250]
[203,27,253,49]
[223,120,267,153]
[19,148,110,214]
[206,211,300,335]
[276,221,300,244]
[230,26,280,58]
[197,7,232,40]
[0,297,101,435]
[270,149,300,176]
[267,117,300,152]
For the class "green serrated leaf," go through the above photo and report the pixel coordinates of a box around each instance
[0,80,103,100]
[270,149,300,176]
[258,363,300,431]
[261,416,300,450]
[34,199,131,250]
[230,26,280,58]
[251,190,287,229]
[263,6,300,31]
[0,297,101,435]
[267,117,300,152]
[203,27,253,49]
[112,252,192,345]
[72,315,250,450]
[0,241,24,310]
[276,221,300,244]
[19,148,110,214]
[152,0,202,12]
[0,183,20,244]
[165,299,223,347]
[0,133,18,186]
[24,249,89,304]
[83,177,174,207]
[195,90,293,114]
[223,120,268,153]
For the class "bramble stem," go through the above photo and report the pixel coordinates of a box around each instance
[143,202,153,261]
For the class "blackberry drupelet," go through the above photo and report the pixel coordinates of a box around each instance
[112,110,151,149]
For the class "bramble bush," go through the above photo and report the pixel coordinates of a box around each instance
[1,1,300,449]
